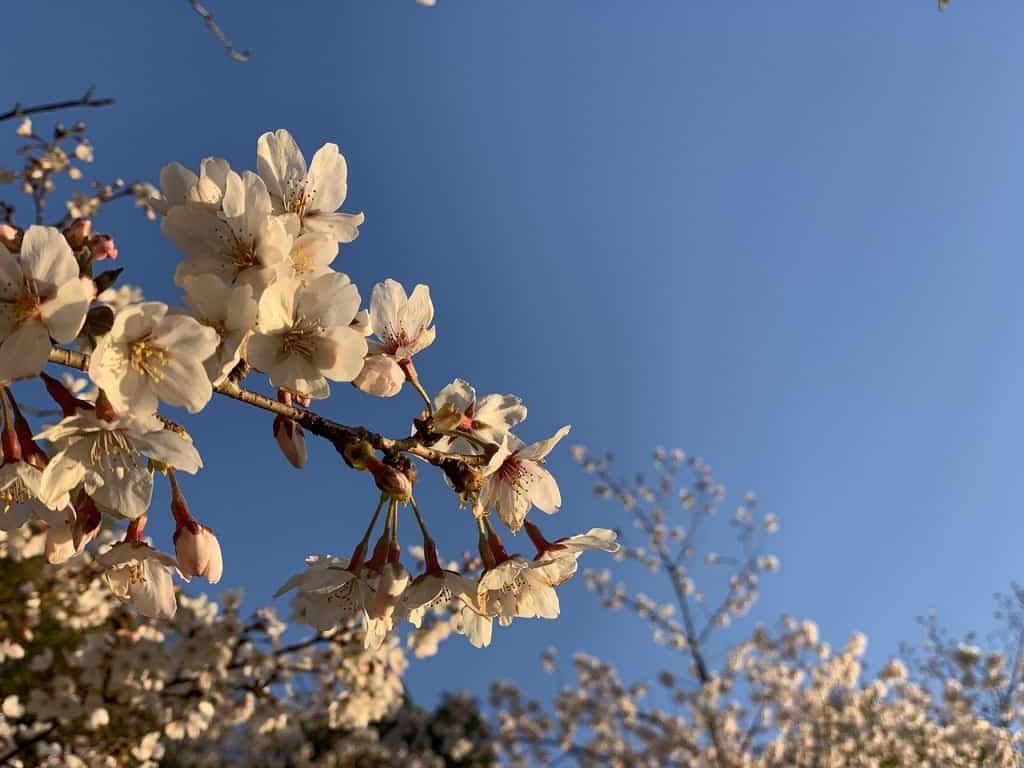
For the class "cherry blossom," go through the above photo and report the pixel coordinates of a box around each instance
[247,273,367,399]
[151,156,231,215]
[432,377,527,453]
[164,168,291,297]
[89,301,219,414]
[256,128,365,242]
[96,541,179,619]
[0,225,91,381]
[479,425,571,532]
[181,274,258,385]
[354,279,436,398]
[37,411,202,520]
[0,461,70,531]
[274,555,377,632]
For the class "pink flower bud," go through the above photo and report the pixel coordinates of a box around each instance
[174,523,223,584]
[273,415,307,468]
[88,234,117,261]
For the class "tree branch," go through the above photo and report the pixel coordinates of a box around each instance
[0,88,113,124]
[46,347,485,469]
[188,0,250,62]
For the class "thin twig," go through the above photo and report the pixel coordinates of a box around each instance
[188,0,250,62]
[0,87,113,124]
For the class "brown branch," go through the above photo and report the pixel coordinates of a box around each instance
[188,0,251,62]
[46,347,485,469]
[0,87,113,124]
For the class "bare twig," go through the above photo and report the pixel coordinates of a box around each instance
[188,0,251,62]
[0,87,114,124]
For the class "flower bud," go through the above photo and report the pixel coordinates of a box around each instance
[174,523,224,584]
[273,414,307,468]
[341,439,375,470]
[88,234,118,261]
[64,218,92,249]
[366,456,413,502]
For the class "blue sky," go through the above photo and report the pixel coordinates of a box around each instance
[3,0,1024,707]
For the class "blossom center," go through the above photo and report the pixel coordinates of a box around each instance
[225,238,260,277]
[281,320,323,360]
[90,429,140,472]
[0,477,32,506]
[285,176,313,219]
[130,340,169,382]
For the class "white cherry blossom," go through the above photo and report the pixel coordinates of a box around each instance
[0,225,91,381]
[274,555,377,632]
[0,461,71,531]
[398,567,478,629]
[479,425,571,532]
[181,274,258,385]
[96,541,179,619]
[247,273,367,399]
[151,157,231,215]
[89,301,219,414]
[256,128,365,242]
[164,169,291,297]
[37,411,202,521]
[364,562,411,649]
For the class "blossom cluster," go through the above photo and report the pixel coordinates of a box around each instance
[0,524,497,767]
[0,119,616,652]
[486,447,1023,767]
[3,444,1023,766]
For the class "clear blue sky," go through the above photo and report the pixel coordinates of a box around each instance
[3,0,1023,706]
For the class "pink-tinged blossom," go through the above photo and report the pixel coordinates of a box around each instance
[0,225,92,381]
[525,522,620,586]
[89,234,118,261]
[479,425,571,533]
[354,279,436,398]
[432,378,527,453]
